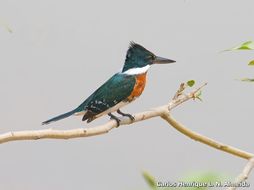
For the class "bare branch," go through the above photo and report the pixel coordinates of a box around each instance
[0,82,253,164]
[0,108,164,144]
[161,114,253,160]
[227,158,254,190]
[0,81,252,190]
[0,83,205,144]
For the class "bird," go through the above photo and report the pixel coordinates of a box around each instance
[42,42,175,126]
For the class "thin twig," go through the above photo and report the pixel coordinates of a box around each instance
[227,158,254,190]
[161,113,253,160]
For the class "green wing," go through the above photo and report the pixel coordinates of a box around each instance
[76,73,136,121]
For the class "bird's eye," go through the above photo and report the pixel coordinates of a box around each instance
[148,55,155,60]
[146,55,152,59]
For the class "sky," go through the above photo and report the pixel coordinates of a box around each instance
[0,0,254,189]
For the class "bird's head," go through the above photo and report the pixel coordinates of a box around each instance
[122,42,175,75]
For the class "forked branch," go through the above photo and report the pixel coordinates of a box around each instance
[0,82,252,160]
[0,82,206,144]
[0,82,253,190]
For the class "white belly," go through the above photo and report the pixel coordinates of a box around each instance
[94,101,130,119]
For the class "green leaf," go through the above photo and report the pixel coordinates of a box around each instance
[248,60,254,66]
[238,41,254,50]
[142,171,157,189]
[180,172,225,190]
[187,80,195,87]
[241,78,254,82]
[195,91,202,101]
[226,41,254,51]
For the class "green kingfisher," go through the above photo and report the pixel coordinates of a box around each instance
[42,42,175,126]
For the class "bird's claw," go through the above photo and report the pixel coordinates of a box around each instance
[125,114,135,121]
[108,113,121,127]
[117,109,135,121]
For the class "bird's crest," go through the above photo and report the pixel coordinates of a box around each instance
[128,41,153,54]
[122,42,155,73]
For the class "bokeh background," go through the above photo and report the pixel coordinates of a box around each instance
[0,0,253,189]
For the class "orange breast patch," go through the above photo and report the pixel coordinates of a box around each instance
[127,73,147,101]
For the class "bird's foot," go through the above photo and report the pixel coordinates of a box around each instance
[117,109,135,121]
[108,113,121,127]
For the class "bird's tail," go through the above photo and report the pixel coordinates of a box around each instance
[42,109,77,125]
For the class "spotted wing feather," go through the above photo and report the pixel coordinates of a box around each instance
[77,73,136,122]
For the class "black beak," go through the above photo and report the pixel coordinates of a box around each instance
[153,56,176,64]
